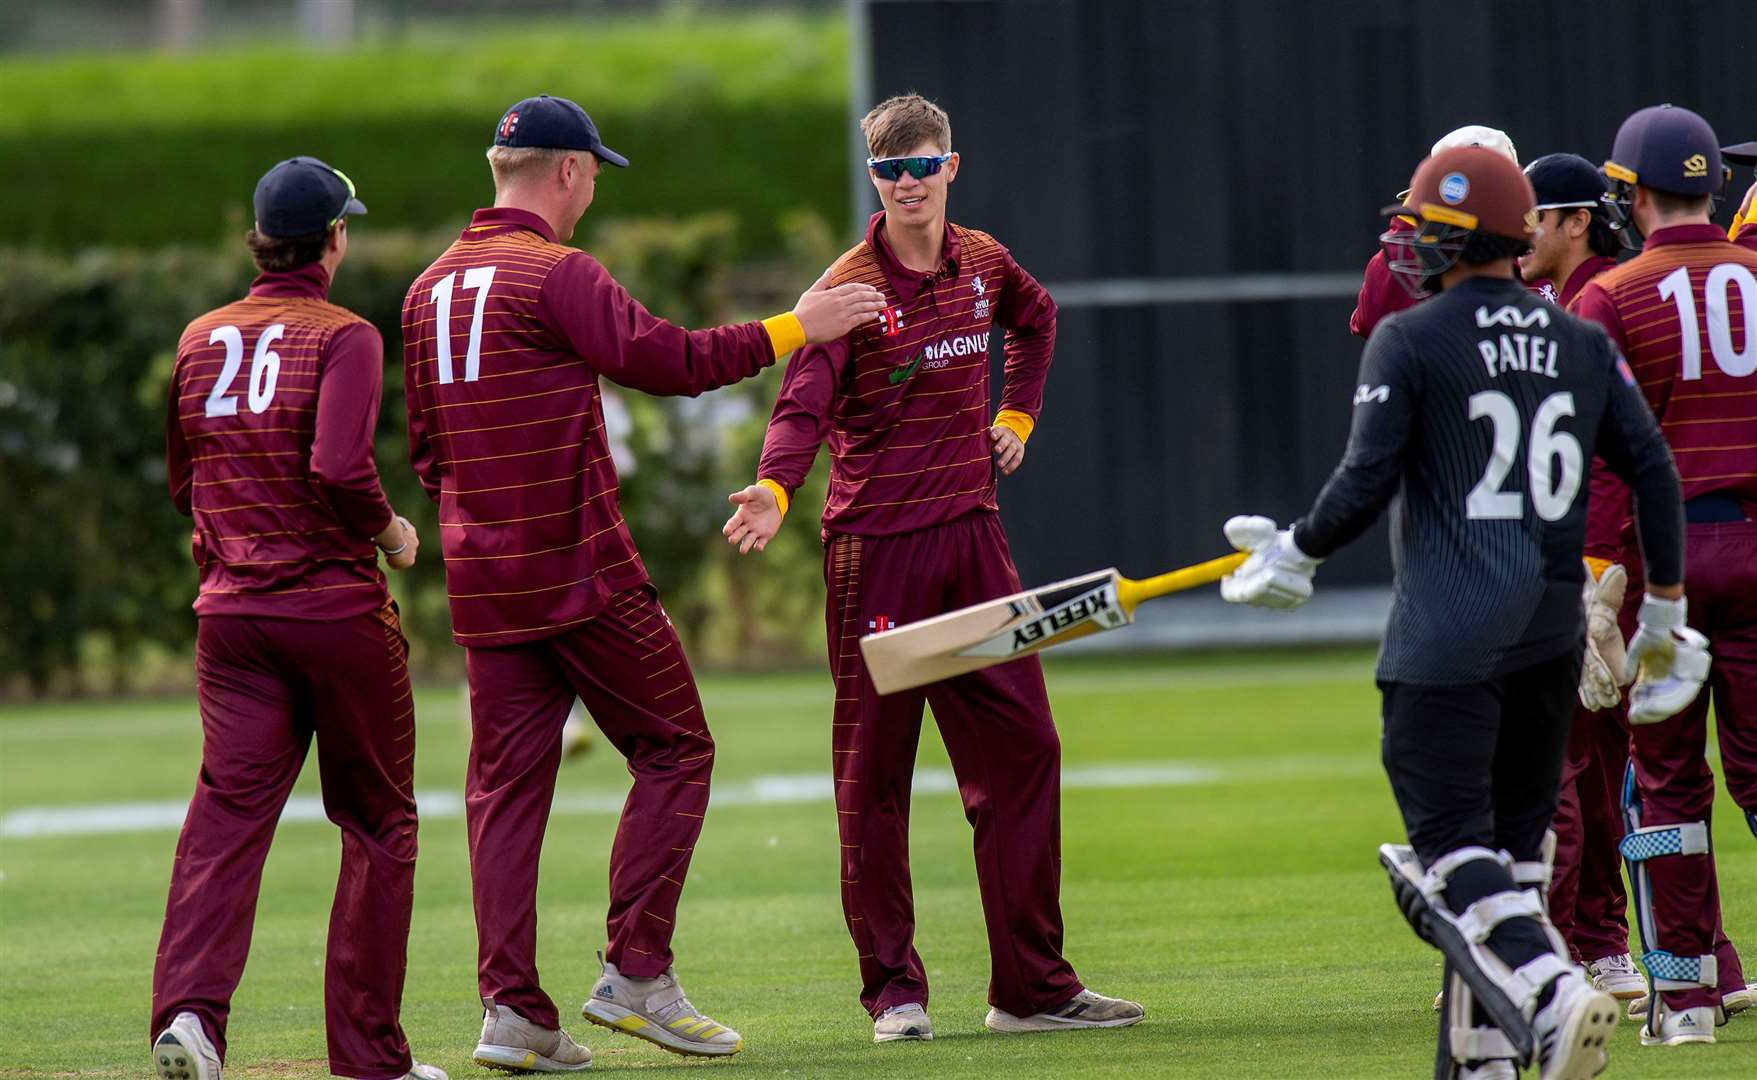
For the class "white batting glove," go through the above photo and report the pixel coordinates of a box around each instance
[1578,562,1627,711]
[1220,515,1321,610]
[1624,594,1712,725]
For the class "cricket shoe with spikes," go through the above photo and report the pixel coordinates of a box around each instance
[1585,953,1646,1001]
[1722,983,1755,1017]
[984,989,1144,1033]
[152,1012,220,1080]
[1458,1061,1516,1080]
[1532,971,1617,1080]
[580,956,742,1056]
[1639,1004,1716,1046]
[472,1004,592,1072]
[874,1003,932,1042]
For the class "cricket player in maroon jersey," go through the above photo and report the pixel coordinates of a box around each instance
[1510,153,1645,1002]
[152,157,441,1080]
[1569,104,1757,1046]
[401,95,885,1068]
[1352,125,1522,338]
[721,94,1143,1042]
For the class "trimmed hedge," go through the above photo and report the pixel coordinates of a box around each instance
[3,15,850,250]
[0,215,840,694]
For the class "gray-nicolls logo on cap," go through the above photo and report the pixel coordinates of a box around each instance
[499,111,520,140]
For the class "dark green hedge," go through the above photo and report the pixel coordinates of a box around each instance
[0,215,838,694]
[1,15,850,250]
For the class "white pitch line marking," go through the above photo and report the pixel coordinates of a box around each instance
[0,757,1378,840]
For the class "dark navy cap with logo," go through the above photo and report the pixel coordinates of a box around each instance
[492,95,629,167]
[1606,104,1723,196]
[253,156,366,238]
[1524,153,1608,211]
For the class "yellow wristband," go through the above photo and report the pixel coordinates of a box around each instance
[761,312,807,358]
[756,478,790,520]
[993,409,1036,444]
[1584,556,1614,581]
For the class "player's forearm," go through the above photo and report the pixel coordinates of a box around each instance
[1627,462,1684,589]
[1293,461,1400,559]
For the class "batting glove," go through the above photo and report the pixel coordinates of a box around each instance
[1624,593,1712,725]
[1578,561,1627,711]
[1220,515,1320,610]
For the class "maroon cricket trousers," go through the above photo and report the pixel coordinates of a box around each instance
[823,510,1083,1019]
[462,584,712,1029]
[151,605,418,1080]
[1550,700,1631,964]
[1628,520,1757,1012]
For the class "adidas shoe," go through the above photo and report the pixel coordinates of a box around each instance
[473,1004,592,1073]
[874,1003,932,1043]
[152,1012,220,1080]
[580,957,741,1057]
[1585,953,1646,1001]
[984,989,1144,1033]
[1639,1003,1715,1047]
[1532,971,1617,1080]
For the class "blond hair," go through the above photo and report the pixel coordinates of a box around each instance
[485,145,580,189]
[860,94,951,159]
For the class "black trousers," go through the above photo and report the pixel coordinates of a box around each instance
[1380,647,1582,973]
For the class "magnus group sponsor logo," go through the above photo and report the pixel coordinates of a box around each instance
[922,330,992,362]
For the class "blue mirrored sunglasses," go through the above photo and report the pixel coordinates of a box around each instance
[867,155,951,182]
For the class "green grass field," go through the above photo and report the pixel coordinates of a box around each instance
[2,651,1752,1078]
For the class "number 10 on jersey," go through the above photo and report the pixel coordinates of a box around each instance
[431,266,497,384]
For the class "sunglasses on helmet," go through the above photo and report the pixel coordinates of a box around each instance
[866,155,951,182]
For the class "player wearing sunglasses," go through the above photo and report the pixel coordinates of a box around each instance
[724,93,1143,1045]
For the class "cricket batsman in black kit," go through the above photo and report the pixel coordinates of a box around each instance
[1220,148,1705,1080]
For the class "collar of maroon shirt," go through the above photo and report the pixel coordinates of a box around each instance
[1642,223,1731,249]
[247,261,332,300]
[1558,254,1620,308]
[865,210,962,301]
[461,206,561,243]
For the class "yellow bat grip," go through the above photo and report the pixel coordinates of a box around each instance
[1115,552,1250,613]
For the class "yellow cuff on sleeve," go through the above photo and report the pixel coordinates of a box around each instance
[993,409,1036,444]
[756,478,790,520]
[1732,212,1750,243]
[1584,556,1614,581]
[761,312,807,358]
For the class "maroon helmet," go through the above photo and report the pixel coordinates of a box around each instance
[1381,147,1537,297]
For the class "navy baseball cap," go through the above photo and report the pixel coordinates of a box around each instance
[1724,141,1757,167]
[1606,104,1723,196]
[253,156,366,238]
[1524,153,1608,211]
[492,95,628,167]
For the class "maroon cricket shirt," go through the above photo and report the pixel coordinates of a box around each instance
[402,207,781,646]
[165,263,394,620]
[757,212,1055,536]
[1571,224,1757,543]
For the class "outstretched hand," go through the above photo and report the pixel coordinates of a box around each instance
[723,484,782,555]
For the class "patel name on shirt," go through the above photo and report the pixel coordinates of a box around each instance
[1475,304,1559,380]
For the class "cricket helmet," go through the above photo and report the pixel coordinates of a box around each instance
[1381,147,1536,297]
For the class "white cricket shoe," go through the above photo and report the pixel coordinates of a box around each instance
[874,1003,932,1042]
[1585,953,1646,1001]
[1532,972,1617,1080]
[984,989,1144,1033]
[404,1066,448,1080]
[1459,1061,1516,1080]
[473,1004,593,1072]
[1639,1003,1716,1046]
[1723,982,1755,1016]
[153,1012,220,1080]
[580,958,742,1056]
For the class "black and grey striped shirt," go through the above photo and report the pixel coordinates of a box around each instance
[1292,276,1681,684]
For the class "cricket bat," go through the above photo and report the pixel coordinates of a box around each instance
[858,552,1249,694]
